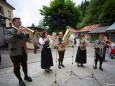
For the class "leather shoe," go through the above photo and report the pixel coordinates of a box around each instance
[48,68,52,71]
[24,76,32,82]
[58,65,61,69]
[45,69,49,73]
[81,64,85,67]
[19,80,25,86]
[93,66,97,69]
[99,67,103,71]
[77,65,80,67]
[61,64,65,67]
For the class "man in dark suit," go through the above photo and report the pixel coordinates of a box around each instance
[4,17,32,86]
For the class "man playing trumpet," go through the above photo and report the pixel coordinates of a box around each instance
[4,17,32,86]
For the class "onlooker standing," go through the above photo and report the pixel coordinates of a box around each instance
[74,37,77,45]
[33,37,38,54]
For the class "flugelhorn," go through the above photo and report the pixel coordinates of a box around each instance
[19,26,37,36]
[19,26,41,43]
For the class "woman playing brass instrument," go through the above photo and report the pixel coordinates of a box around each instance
[39,30,53,72]
[75,34,87,67]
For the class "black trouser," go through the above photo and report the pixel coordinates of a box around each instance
[94,53,104,68]
[34,44,37,53]
[58,50,65,65]
[0,53,1,63]
[10,49,28,81]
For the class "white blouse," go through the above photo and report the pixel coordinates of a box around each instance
[39,37,53,45]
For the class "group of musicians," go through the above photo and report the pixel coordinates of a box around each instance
[4,17,110,86]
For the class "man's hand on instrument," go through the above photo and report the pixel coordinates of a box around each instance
[17,28,25,35]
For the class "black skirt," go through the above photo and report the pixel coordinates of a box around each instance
[41,46,53,69]
[75,46,87,64]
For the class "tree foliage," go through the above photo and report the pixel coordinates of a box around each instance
[78,0,115,28]
[39,0,115,31]
[38,19,45,28]
[31,23,35,27]
[39,0,81,34]
[99,0,115,25]
[77,0,89,28]
[79,0,89,18]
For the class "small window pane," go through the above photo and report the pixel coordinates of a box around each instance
[8,10,11,18]
[0,6,4,15]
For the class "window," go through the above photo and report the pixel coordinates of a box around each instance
[0,6,4,15]
[8,10,11,18]
[9,22,12,27]
[0,20,2,27]
[0,19,6,27]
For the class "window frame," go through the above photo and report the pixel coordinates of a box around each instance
[8,10,11,18]
[0,6,4,15]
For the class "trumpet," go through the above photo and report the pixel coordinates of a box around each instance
[19,26,37,36]
[19,26,41,43]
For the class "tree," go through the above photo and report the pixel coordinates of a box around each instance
[80,0,115,27]
[31,23,35,27]
[86,0,106,23]
[38,19,45,28]
[77,0,89,28]
[77,0,106,28]
[99,0,115,25]
[39,0,81,34]
[79,0,89,18]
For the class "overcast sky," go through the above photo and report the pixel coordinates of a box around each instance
[7,0,84,27]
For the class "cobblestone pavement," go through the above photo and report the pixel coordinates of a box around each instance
[0,46,115,86]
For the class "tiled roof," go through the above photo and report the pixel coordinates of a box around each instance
[107,23,115,31]
[89,26,110,34]
[73,30,80,33]
[78,24,99,32]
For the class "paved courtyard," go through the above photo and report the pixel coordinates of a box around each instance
[0,46,115,86]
